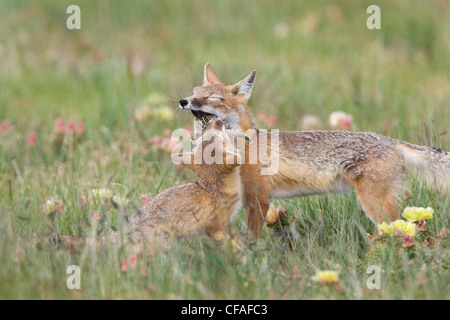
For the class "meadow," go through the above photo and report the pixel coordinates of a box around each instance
[0,0,449,299]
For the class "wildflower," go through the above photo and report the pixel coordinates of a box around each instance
[27,132,37,147]
[417,218,427,231]
[134,106,153,123]
[154,106,174,122]
[42,197,64,214]
[257,110,268,123]
[377,222,394,236]
[438,228,449,238]
[329,111,353,130]
[393,220,416,237]
[146,92,169,107]
[312,270,339,285]
[378,220,416,237]
[54,118,65,134]
[112,195,129,206]
[121,257,128,272]
[66,121,75,134]
[402,234,414,248]
[91,188,113,203]
[299,115,322,130]
[129,254,138,269]
[164,139,178,154]
[267,115,276,129]
[92,210,101,221]
[75,122,86,135]
[257,110,277,128]
[141,193,152,206]
[163,128,172,138]
[0,120,10,135]
[148,135,164,149]
[402,206,434,222]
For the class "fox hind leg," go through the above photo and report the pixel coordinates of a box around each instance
[352,153,407,223]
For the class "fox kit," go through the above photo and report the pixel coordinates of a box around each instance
[179,63,450,238]
[58,118,245,254]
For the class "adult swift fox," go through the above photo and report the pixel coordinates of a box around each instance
[57,118,246,254]
[179,63,450,238]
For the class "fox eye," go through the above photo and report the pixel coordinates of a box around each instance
[208,96,223,101]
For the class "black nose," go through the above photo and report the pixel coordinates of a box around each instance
[179,99,188,107]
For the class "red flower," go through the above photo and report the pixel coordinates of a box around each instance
[129,254,138,268]
[402,234,414,248]
[417,218,427,231]
[92,210,101,221]
[267,115,277,128]
[54,118,65,134]
[66,121,75,134]
[0,121,10,135]
[121,257,128,272]
[141,193,152,206]
[27,132,37,147]
[75,122,86,134]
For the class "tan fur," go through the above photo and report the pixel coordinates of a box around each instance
[57,119,244,254]
[180,64,450,238]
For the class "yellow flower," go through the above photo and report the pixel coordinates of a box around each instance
[312,270,339,285]
[154,106,174,122]
[42,197,64,214]
[378,222,394,235]
[146,92,168,107]
[92,188,113,203]
[134,106,153,123]
[378,220,416,237]
[392,220,416,237]
[112,195,129,206]
[402,206,434,222]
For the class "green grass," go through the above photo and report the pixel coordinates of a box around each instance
[0,0,449,299]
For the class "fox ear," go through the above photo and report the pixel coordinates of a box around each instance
[231,70,256,100]
[203,63,221,85]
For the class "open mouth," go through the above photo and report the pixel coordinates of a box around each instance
[191,110,232,132]
[191,110,215,125]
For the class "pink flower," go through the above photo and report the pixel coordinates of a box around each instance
[163,128,172,138]
[129,254,138,268]
[121,257,128,272]
[148,135,164,149]
[27,133,37,147]
[54,118,65,134]
[257,110,268,122]
[329,111,353,130]
[417,218,427,231]
[267,115,276,128]
[92,210,101,221]
[66,121,75,134]
[438,228,449,238]
[141,193,152,206]
[402,234,414,248]
[165,139,178,154]
[75,122,86,134]
[0,121,10,135]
